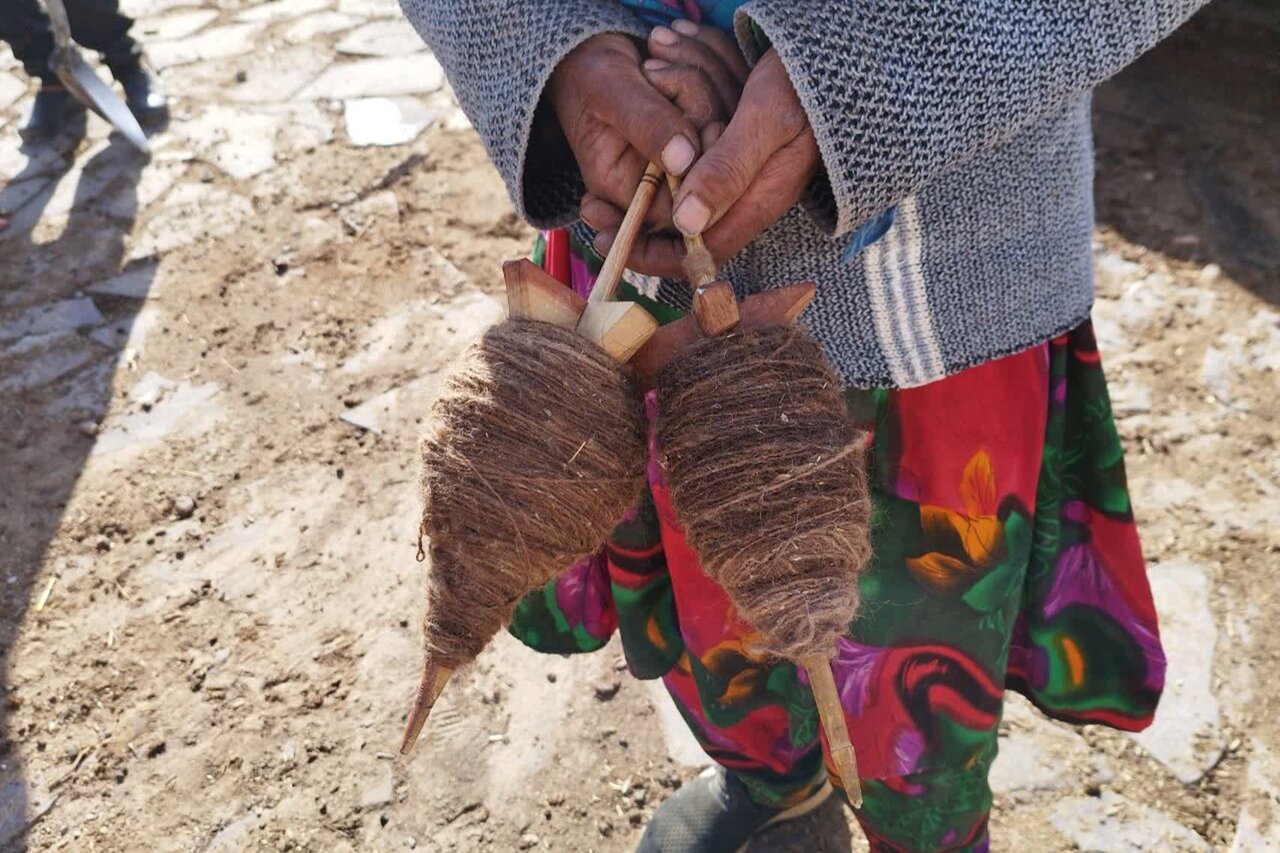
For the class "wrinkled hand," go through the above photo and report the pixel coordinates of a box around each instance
[588,27,820,278]
[548,32,731,228]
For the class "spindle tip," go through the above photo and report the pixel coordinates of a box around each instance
[399,660,454,754]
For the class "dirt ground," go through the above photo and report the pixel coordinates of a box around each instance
[0,1,1277,851]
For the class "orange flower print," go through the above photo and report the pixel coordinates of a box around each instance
[905,451,1007,593]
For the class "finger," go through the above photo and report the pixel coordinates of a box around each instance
[648,26,742,113]
[623,132,820,276]
[701,121,724,150]
[670,19,750,84]
[584,51,703,176]
[593,228,690,279]
[642,60,728,127]
[580,193,625,233]
[672,52,808,236]
[582,186,674,238]
[696,134,819,261]
[578,141,649,213]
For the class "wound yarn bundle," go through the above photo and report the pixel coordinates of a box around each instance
[656,325,872,661]
[418,318,646,668]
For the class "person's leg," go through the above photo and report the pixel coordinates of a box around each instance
[636,477,832,852]
[856,765,993,853]
[61,0,140,74]
[0,0,58,82]
[0,0,88,141]
[644,339,1056,851]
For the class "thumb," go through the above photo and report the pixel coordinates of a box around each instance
[592,64,704,177]
[672,52,806,236]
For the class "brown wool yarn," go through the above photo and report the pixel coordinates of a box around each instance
[418,318,647,668]
[656,325,873,661]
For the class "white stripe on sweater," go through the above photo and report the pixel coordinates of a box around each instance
[897,196,946,380]
[882,212,928,383]
[864,236,912,386]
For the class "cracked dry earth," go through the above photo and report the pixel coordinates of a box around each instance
[0,1,1277,851]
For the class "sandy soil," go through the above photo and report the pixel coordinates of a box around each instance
[0,1,1277,851]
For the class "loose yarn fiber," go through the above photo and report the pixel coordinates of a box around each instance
[419,318,647,668]
[657,325,872,661]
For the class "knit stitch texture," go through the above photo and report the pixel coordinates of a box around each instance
[399,0,1208,387]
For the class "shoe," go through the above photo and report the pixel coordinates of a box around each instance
[114,63,168,127]
[637,766,833,853]
[19,84,85,142]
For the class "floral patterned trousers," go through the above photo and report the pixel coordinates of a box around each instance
[509,231,1165,852]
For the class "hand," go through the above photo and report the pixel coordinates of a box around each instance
[578,19,748,236]
[547,33,726,228]
[592,38,821,278]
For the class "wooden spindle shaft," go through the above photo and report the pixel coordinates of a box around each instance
[799,654,862,808]
[589,162,663,305]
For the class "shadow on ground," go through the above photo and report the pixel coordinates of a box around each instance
[0,128,153,849]
[1094,0,1280,304]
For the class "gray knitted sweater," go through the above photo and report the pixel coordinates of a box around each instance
[399,0,1207,387]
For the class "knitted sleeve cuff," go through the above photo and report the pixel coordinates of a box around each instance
[399,0,646,229]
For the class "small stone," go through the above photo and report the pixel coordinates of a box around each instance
[593,678,621,701]
[519,834,539,849]
[1131,560,1225,782]
[0,298,104,342]
[93,535,112,553]
[596,819,613,837]
[631,787,646,806]
[404,838,417,849]
[1198,263,1222,286]
[77,419,99,437]
[336,20,425,57]
[359,770,395,809]
[174,495,197,519]
[546,672,557,683]
[343,96,436,147]
[298,54,445,100]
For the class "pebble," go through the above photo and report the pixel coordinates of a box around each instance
[174,495,197,519]
[359,770,395,809]
[593,678,621,700]
[596,819,613,837]
[1198,263,1222,285]
[519,833,539,849]
[77,419,99,437]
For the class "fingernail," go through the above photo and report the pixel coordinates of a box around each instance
[651,26,678,46]
[661,135,696,175]
[671,19,699,36]
[673,196,710,236]
[593,232,615,254]
[643,58,670,71]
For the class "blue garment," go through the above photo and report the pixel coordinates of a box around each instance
[618,0,741,29]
